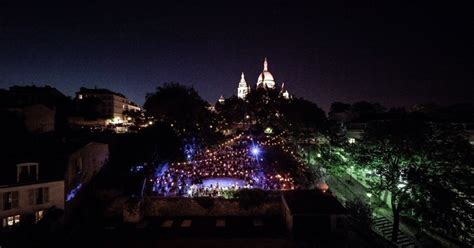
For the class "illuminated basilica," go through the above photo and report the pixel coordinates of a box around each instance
[237,58,290,100]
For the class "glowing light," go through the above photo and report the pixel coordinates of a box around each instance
[66,183,82,202]
[251,146,261,156]
[109,116,123,125]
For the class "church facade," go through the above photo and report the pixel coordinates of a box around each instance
[237,72,250,99]
[236,58,290,99]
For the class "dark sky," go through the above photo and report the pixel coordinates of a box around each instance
[0,0,472,111]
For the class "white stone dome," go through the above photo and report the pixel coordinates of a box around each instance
[256,58,276,88]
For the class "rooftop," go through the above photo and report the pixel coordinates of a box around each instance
[78,87,126,98]
[282,190,347,215]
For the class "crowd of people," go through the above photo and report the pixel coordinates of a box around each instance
[150,134,294,197]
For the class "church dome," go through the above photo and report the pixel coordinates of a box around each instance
[257,71,275,85]
[256,58,276,89]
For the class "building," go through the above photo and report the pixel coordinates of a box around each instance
[237,72,250,99]
[257,58,276,89]
[280,83,291,100]
[0,141,109,229]
[75,87,140,124]
[2,104,55,134]
[0,162,64,229]
[235,58,291,99]
[22,104,55,133]
[281,190,348,237]
[65,142,109,198]
[218,95,225,104]
[345,122,367,143]
[71,87,141,131]
[0,85,67,109]
[0,85,69,132]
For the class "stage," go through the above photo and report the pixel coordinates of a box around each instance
[201,177,246,188]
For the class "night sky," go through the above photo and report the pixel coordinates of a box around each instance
[0,1,472,111]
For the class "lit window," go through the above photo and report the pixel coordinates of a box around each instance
[3,215,20,227]
[348,138,356,144]
[35,210,44,223]
[78,94,83,99]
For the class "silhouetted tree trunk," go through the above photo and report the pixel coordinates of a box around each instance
[391,198,401,243]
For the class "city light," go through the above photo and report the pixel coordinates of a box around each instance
[251,146,261,156]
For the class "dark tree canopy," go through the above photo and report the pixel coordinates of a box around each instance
[145,83,209,122]
[281,97,327,131]
[408,128,474,244]
[216,87,326,134]
[349,118,431,242]
[144,83,216,135]
[348,118,473,244]
[144,83,224,148]
[330,102,351,113]
[351,101,386,116]
[214,95,247,125]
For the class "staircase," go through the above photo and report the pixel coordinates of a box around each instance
[373,216,417,248]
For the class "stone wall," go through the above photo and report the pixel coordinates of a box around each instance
[144,197,282,217]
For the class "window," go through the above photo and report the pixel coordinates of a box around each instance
[17,163,39,183]
[75,157,83,176]
[2,191,19,210]
[3,215,20,227]
[35,210,44,223]
[348,137,356,144]
[28,187,49,205]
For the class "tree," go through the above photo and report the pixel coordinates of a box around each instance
[214,95,248,128]
[123,109,146,127]
[409,127,474,245]
[144,83,219,142]
[351,101,386,117]
[349,118,430,242]
[330,102,351,113]
[245,86,283,128]
[281,97,327,132]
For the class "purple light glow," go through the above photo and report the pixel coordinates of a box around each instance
[251,147,261,156]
